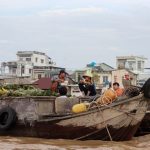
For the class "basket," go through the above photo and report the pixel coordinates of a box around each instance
[96,89,117,105]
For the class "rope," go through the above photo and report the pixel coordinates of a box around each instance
[92,102,113,141]
[74,101,113,141]
[75,92,145,141]
[89,91,145,122]
[74,107,113,141]
[86,96,146,140]
[74,128,103,140]
[102,99,146,121]
[89,99,146,123]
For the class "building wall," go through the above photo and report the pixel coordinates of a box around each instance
[16,51,55,78]
[7,67,17,76]
[33,67,64,80]
[98,72,112,85]
[1,51,64,81]
[116,56,146,74]
[33,71,46,80]
[31,53,49,66]
[75,69,112,89]
[75,70,85,82]
[111,69,137,87]
[1,62,17,76]
[17,53,49,66]
[16,62,33,77]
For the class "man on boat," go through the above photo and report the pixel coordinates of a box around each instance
[78,71,96,96]
[50,70,68,92]
[113,82,124,97]
[122,73,132,89]
[58,86,68,98]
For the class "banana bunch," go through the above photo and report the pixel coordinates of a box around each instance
[0,87,9,96]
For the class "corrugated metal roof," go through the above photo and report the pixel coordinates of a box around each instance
[95,63,114,71]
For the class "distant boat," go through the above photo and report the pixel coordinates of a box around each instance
[0,93,148,141]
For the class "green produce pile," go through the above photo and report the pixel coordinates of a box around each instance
[0,84,58,97]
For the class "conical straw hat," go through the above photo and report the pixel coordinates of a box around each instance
[83,69,93,78]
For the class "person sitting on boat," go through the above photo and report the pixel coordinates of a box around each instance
[113,82,124,97]
[58,86,68,98]
[79,71,96,97]
[51,70,69,92]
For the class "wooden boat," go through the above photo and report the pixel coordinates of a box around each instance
[0,93,148,141]
[137,111,150,135]
[135,101,150,135]
[135,78,150,136]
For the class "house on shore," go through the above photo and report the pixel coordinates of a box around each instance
[111,69,138,88]
[74,62,114,90]
[116,55,149,86]
[1,51,64,82]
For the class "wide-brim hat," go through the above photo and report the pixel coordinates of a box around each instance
[83,70,93,78]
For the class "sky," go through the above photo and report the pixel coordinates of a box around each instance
[0,0,150,69]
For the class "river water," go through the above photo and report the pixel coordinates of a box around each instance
[0,134,150,150]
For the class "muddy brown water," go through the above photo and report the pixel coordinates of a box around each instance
[0,135,150,150]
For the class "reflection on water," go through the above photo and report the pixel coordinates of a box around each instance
[0,134,150,150]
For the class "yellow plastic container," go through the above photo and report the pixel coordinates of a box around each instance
[72,103,89,113]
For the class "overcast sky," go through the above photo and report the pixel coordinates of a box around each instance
[0,0,150,69]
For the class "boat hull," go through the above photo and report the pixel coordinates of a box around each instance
[0,94,148,141]
[0,120,141,141]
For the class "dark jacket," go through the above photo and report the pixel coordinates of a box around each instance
[79,82,96,96]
